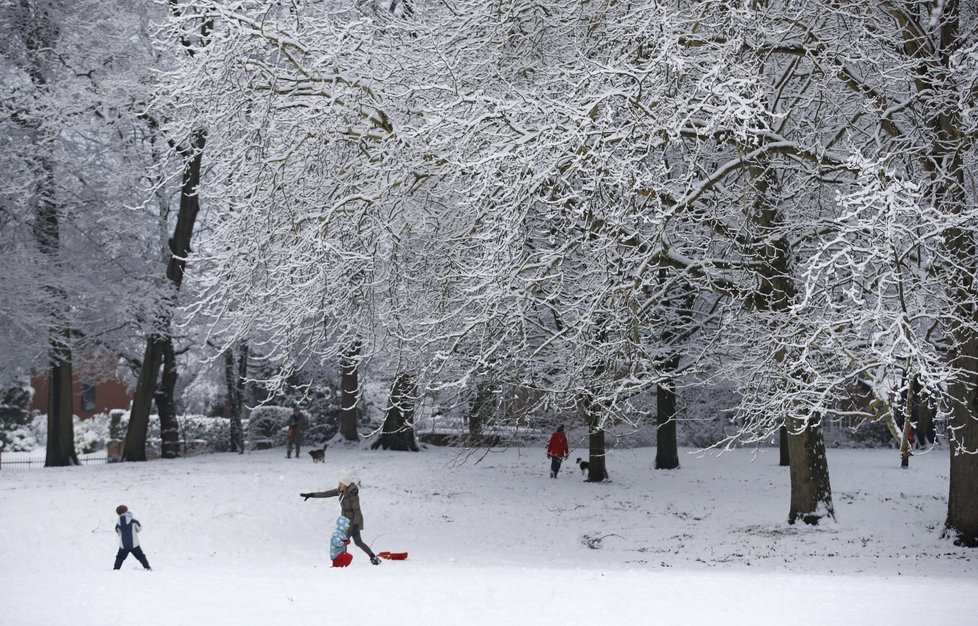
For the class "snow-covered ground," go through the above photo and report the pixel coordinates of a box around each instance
[1,444,973,625]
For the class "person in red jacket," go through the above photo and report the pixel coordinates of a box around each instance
[546,425,570,478]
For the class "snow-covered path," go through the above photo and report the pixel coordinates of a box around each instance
[1,445,973,625]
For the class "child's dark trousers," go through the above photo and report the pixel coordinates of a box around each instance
[114,546,151,570]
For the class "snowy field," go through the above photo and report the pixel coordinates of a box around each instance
[1,444,974,625]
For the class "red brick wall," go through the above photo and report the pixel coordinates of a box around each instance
[31,373,132,420]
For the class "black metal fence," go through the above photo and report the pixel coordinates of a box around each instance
[0,454,107,469]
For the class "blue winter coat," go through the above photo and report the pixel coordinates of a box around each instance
[116,512,142,549]
[329,516,352,559]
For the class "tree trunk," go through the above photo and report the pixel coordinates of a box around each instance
[747,168,833,523]
[468,382,497,438]
[124,128,206,461]
[944,215,978,544]
[44,333,78,467]
[155,338,180,459]
[786,417,834,525]
[223,344,247,453]
[236,343,249,410]
[22,10,76,467]
[371,373,419,451]
[927,1,978,548]
[124,335,164,462]
[35,149,75,467]
[585,404,608,482]
[223,348,238,418]
[339,342,360,441]
[779,425,790,467]
[946,358,978,546]
[654,359,680,470]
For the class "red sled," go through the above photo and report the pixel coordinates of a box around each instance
[377,551,408,561]
[332,552,353,567]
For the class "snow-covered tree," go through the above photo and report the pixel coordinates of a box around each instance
[158,0,978,538]
[1,0,168,466]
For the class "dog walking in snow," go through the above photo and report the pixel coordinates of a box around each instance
[308,443,328,463]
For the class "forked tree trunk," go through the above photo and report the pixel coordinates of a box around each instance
[339,342,360,441]
[786,417,834,525]
[124,128,205,462]
[371,374,419,451]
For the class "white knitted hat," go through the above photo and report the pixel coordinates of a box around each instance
[338,473,355,487]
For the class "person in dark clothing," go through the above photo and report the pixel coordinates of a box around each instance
[301,474,381,565]
[546,425,570,478]
[113,505,151,570]
[286,406,307,459]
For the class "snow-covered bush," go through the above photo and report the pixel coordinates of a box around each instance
[179,415,232,453]
[2,425,38,452]
[74,414,107,453]
[0,382,34,450]
[247,406,292,449]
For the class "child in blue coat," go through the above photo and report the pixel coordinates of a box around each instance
[330,516,353,567]
[113,505,152,570]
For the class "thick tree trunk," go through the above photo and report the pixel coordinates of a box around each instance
[654,364,680,470]
[928,1,978,548]
[779,425,790,467]
[946,361,978,546]
[156,338,180,459]
[32,134,75,467]
[944,208,978,544]
[44,335,78,467]
[124,335,164,462]
[746,167,834,522]
[339,342,360,441]
[371,374,419,451]
[786,417,834,525]
[585,404,608,482]
[124,129,205,461]
[23,14,76,467]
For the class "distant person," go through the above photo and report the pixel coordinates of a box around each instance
[286,406,306,459]
[547,424,569,478]
[301,474,381,565]
[113,505,151,571]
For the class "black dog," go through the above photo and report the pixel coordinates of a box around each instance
[308,443,328,463]
[577,457,589,475]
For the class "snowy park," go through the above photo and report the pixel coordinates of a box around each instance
[5,2,978,625]
[1,443,975,625]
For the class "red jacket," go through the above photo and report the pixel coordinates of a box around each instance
[547,431,569,458]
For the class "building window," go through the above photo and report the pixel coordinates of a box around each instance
[81,382,97,412]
